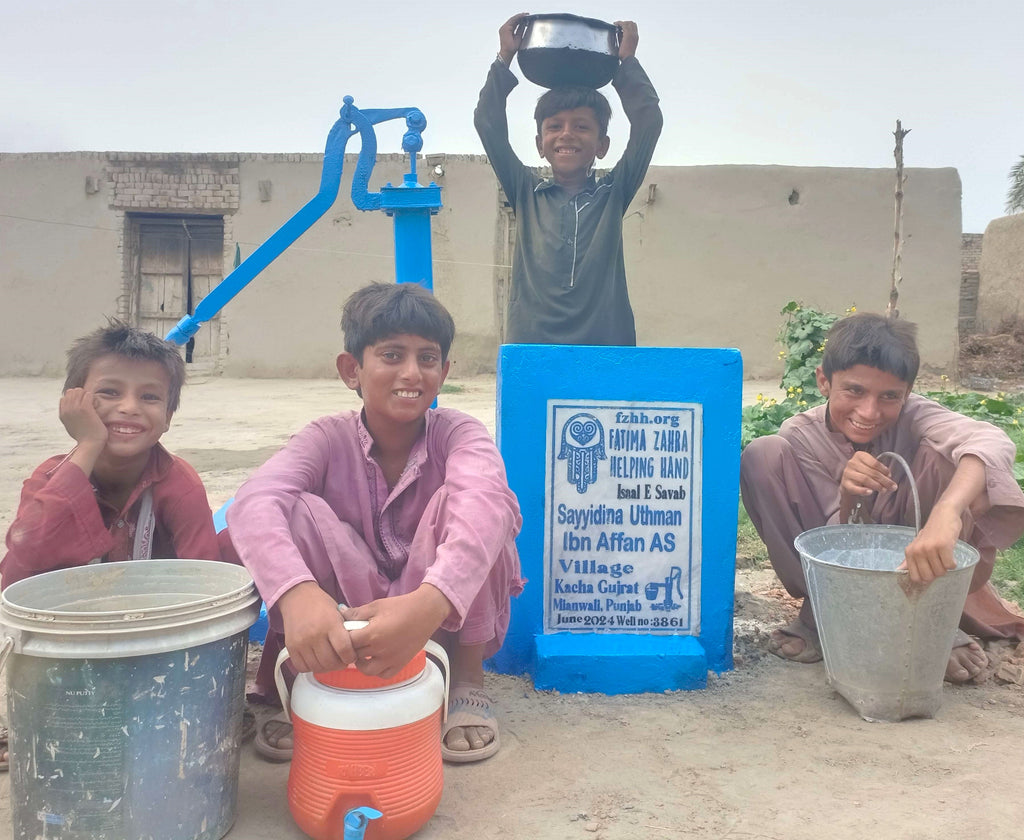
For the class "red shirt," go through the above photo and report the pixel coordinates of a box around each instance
[2,443,221,588]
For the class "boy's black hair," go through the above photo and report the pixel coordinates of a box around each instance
[534,86,612,137]
[64,319,186,414]
[341,283,456,362]
[821,312,920,386]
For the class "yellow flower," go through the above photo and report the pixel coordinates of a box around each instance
[778,351,786,359]
[796,387,802,393]
[798,400,807,406]
[980,399,987,405]
[756,393,763,402]
[816,345,825,352]
[940,375,948,382]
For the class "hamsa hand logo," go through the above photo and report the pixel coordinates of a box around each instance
[558,413,606,493]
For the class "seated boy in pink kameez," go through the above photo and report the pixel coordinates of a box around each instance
[224,283,524,764]
[741,313,1024,682]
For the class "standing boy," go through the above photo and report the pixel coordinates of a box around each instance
[225,283,523,763]
[3,321,221,588]
[741,313,1024,682]
[474,13,663,345]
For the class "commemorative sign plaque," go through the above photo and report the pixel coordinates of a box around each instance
[544,399,702,635]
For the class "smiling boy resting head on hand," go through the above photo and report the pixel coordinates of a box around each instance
[2,320,221,591]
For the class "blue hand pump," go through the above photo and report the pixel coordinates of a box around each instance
[165,97,442,346]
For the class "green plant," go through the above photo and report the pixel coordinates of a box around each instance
[777,300,841,400]
[741,301,844,447]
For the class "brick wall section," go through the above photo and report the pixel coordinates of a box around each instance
[959,233,984,335]
[961,233,983,274]
[106,153,240,211]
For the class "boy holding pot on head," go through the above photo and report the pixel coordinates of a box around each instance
[224,282,523,764]
[740,312,1024,682]
[474,13,663,345]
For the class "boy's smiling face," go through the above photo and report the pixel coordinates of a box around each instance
[536,106,610,185]
[84,355,172,463]
[337,334,449,434]
[816,364,911,445]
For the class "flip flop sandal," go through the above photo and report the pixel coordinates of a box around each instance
[254,711,293,762]
[441,685,500,764]
[768,620,823,663]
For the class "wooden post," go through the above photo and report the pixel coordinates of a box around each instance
[888,120,911,319]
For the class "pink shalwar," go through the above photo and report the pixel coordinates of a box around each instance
[740,394,1024,639]
[224,407,524,697]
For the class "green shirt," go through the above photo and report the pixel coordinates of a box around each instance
[474,56,663,345]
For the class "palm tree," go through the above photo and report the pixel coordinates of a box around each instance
[1007,155,1024,214]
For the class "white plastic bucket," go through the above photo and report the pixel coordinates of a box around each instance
[0,559,260,840]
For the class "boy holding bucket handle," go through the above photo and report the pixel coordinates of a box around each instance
[2,321,221,588]
[474,13,662,345]
[224,283,523,763]
[740,313,1024,682]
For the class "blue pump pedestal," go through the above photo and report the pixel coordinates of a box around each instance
[491,344,741,694]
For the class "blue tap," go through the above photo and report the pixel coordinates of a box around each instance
[343,807,383,840]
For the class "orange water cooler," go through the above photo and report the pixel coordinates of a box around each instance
[275,623,449,840]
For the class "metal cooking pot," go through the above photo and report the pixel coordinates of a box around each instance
[517,13,621,89]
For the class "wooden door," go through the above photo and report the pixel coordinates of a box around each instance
[135,216,224,371]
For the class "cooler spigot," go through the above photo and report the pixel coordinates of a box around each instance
[344,807,383,840]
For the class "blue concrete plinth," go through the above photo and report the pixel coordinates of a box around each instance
[535,633,708,694]
[491,344,742,694]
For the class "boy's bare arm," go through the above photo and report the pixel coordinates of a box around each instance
[277,581,357,673]
[498,12,529,65]
[903,454,986,584]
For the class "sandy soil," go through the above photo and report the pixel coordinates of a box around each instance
[2,374,1023,840]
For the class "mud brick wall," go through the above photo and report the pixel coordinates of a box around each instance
[106,153,240,211]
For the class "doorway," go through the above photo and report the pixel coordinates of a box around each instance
[128,214,225,371]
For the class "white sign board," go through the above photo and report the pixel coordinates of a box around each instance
[544,400,702,634]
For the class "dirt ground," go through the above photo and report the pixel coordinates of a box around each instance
[958,323,1024,392]
[2,374,1024,840]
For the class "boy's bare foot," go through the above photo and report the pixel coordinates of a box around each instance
[441,642,499,762]
[945,631,988,684]
[767,619,823,663]
[442,683,500,763]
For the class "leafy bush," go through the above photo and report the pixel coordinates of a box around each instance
[740,301,842,447]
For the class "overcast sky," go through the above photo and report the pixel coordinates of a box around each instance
[3,0,1021,232]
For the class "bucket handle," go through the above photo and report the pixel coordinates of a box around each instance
[273,615,451,725]
[850,450,921,532]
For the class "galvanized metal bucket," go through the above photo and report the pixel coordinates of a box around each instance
[795,452,979,722]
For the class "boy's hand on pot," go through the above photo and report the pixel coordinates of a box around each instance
[499,12,529,64]
[344,585,452,679]
[615,21,638,59]
[279,582,355,673]
[900,504,960,584]
[840,451,898,497]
